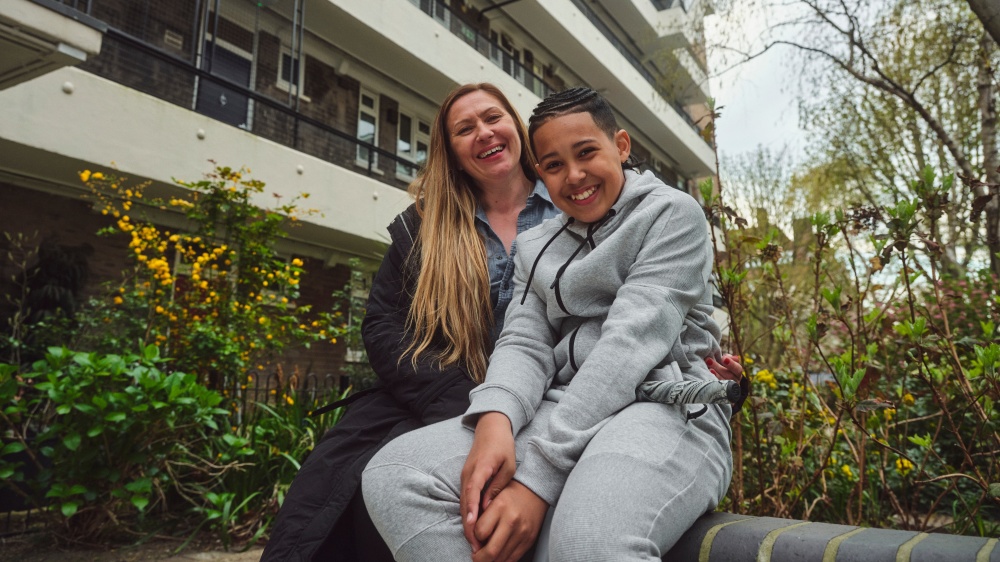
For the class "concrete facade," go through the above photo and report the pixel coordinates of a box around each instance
[0,0,716,384]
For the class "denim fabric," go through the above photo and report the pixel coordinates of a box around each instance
[475,179,556,342]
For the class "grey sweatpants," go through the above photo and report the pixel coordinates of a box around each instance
[362,400,733,562]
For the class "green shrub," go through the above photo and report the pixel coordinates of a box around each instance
[0,346,229,540]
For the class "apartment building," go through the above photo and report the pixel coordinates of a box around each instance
[0,0,716,380]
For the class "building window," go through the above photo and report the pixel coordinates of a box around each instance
[196,37,254,130]
[396,112,431,178]
[357,87,380,166]
[277,48,309,101]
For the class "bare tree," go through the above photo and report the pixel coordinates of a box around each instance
[712,0,1000,274]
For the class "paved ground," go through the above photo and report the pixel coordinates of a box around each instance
[160,549,264,562]
[0,536,265,562]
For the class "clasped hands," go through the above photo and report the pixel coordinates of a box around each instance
[460,412,547,562]
[458,357,743,562]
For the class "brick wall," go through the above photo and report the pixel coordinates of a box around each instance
[0,182,131,297]
[280,256,352,387]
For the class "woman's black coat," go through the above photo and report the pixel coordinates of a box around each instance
[260,205,477,561]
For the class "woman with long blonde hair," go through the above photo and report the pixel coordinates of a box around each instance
[262,83,557,562]
[261,83,742,562]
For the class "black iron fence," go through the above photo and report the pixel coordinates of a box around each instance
[224,369,346,423]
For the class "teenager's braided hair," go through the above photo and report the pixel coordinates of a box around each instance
[528,87,642,170]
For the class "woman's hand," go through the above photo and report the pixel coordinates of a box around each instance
[460,412,516,552]
[471,480,548,562]
[706,353,744,382]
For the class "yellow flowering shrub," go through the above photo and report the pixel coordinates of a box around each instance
[79,165,344,392]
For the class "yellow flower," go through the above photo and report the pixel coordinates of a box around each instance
[902,393,915,406]
[155,305,165,314]
[754,369,777,390]
[285,395,295,406]
[840,464,853,479]
[92,172,105,180]
[883,408,896,422]
[79,170,92,182]
[743,356,754,366]
[291,258,304,267]
[113,296,123,305]
[895,457,914,477]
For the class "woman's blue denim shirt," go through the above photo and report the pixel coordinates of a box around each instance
[475,179,557,343]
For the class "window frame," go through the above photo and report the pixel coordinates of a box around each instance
[356,86,381,168]
[395,110,431,179]
[276,46,311,102]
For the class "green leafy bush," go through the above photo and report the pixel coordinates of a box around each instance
[0,346,230,539]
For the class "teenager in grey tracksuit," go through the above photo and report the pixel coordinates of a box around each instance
[363,89,733,561]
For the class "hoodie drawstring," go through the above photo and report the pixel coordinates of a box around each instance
[517,209,619,309]
[550,209,617,313]
[520,217,575,305]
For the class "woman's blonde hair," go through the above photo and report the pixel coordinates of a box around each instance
[405,83,537,383]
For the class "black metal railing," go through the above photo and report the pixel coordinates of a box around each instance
[76,28,421,190]
[651,0,691,11]
[34,0,93,14]
[568,0,705,140]
[409,0,552,99]
[225,370,346,424]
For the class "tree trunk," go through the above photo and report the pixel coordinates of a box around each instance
[978,33,1000,277]
[968,0,1000,48]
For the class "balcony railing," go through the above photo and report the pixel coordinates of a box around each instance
[76,28,418,191]
[409,0,552,99]
[568,0,705,140]
[651,0,692,11]
[35,0,94,14]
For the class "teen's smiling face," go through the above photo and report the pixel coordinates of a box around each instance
[446,90,524,187]
[532,111,631,224]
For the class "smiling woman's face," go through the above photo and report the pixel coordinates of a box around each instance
[446,90,524,187]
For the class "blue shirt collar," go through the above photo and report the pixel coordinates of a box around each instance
[475,179,552,224]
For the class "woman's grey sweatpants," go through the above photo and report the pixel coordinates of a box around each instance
[362,400,733,562]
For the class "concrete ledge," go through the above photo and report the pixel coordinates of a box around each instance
[664,512,999,561]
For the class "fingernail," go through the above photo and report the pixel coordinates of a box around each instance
[724,358,731,364]
[466,512,474,524]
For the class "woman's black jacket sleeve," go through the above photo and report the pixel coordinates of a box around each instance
[361,205,477,425]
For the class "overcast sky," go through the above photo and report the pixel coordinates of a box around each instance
[704,4,807,161]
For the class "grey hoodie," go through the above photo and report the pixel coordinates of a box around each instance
[463,169,722,505]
